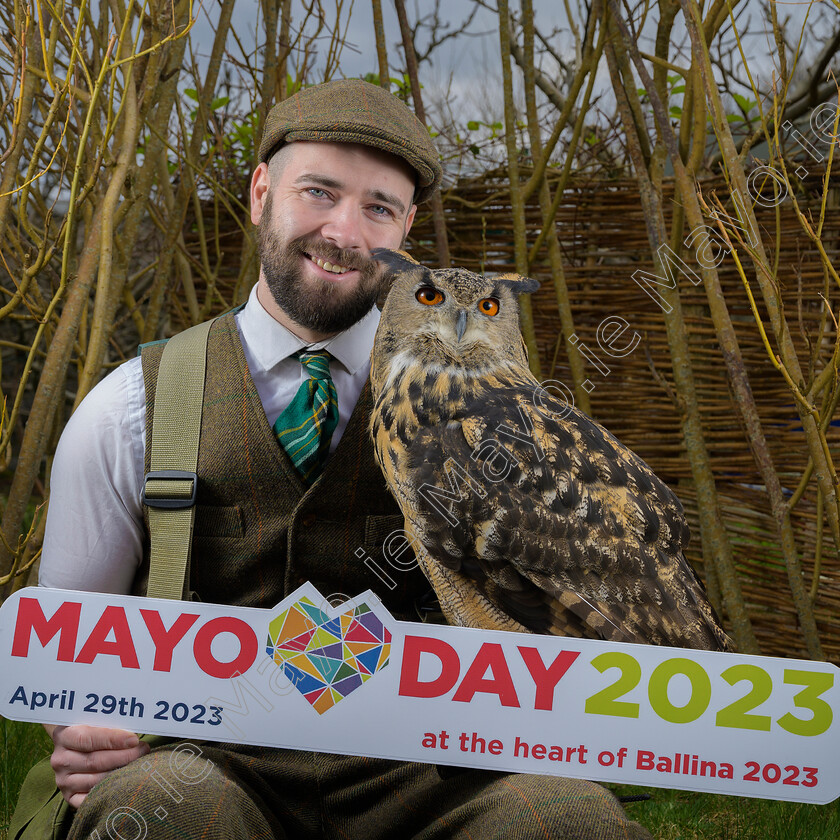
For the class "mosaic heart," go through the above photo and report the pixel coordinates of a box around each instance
[265,596,392,714]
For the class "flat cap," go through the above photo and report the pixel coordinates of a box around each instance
[259,79,442,204]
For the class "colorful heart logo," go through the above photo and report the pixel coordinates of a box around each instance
[265,596,392,714]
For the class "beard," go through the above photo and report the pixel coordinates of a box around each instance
[257,210,385,335]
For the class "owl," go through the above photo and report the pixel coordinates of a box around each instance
[368,248,730,651]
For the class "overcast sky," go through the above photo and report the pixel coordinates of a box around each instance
[187,0,833,132]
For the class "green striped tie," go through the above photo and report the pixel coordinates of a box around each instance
[274,350,339,484]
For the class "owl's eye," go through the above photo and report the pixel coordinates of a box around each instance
[416,287,445,306]
[478,298,500,316]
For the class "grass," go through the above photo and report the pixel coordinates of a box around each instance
[610,784,840,839]
[1,717,52,840]
[1,718,838,839]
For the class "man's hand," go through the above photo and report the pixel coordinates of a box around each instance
[46,724,151,807]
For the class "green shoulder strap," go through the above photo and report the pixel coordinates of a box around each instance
[141,318,215,599]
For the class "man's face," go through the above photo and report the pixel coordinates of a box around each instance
[251,141,417,336]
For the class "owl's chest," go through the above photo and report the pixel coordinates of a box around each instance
[376,365,471,426]
[372,386,454,445]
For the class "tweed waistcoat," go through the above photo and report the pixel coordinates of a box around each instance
[137,312,430,619]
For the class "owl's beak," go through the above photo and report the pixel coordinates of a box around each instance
[455,309,468,342]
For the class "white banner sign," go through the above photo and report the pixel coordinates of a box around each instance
[1,585,838,804]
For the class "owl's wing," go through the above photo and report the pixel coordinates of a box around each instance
[398,381,729,650]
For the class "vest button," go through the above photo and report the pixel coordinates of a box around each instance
[300,513,317,527]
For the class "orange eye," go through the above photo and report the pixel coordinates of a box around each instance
[416,287,445,306]
[478,298,499,316]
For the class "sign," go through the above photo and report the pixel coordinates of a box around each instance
[1,585,838,804]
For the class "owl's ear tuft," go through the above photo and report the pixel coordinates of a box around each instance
[494,272,540,295]
[372,249,432,310]
[371,248,422,272]
[372,249,433,295]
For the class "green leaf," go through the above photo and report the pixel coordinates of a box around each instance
[469,144,480,157]
[467,120,480,131]
[210,96,230,111]
[671,84,686,94]
[726,113,743,123]
[491,122,502,130]
[733,93,756,112]
[670,106,682,118]
[184,88,198,101]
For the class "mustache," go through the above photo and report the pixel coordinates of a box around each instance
[289,235,377,274]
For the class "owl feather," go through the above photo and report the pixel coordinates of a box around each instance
[369,249,730,651]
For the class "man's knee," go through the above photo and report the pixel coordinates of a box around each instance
[68,745,255,839]
[486,775,652,840]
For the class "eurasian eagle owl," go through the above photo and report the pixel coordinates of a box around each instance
[368,248,729,651]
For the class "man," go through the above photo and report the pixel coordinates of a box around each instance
[12,80,651,839]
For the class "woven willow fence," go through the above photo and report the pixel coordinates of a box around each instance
[175,167,840,661]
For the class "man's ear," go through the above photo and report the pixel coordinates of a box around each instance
[403,203,417,239]
[250,162,270,225]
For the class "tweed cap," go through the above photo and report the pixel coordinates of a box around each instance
[259,79,442,204]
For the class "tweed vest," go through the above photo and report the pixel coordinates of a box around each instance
[136,312,430,620]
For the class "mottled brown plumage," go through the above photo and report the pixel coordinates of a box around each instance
[368,249,730,651]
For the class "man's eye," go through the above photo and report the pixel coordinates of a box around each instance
[308,188,327,198]
[370,205,391,216]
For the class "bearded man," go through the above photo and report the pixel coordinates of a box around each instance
[11,80,652,840]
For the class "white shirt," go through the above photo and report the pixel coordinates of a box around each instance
[39,284,381,594]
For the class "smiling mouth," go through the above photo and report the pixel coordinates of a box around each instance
[307,253,353,275]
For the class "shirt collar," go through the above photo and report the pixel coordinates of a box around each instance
[238,283,381,376]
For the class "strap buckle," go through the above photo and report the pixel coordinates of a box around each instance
[142,470,198,510]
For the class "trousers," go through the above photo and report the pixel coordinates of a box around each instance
[66,741,652,840]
